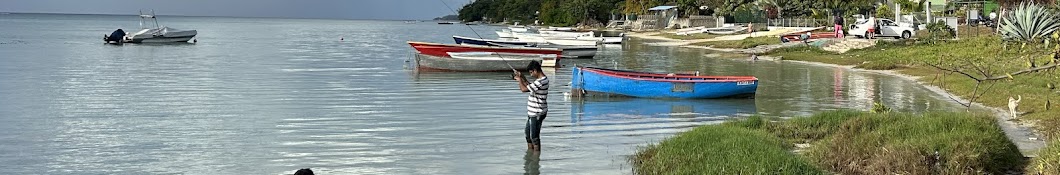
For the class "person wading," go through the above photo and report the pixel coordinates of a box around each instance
[513,61,549,151]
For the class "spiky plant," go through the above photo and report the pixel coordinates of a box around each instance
[999,3,1060,43]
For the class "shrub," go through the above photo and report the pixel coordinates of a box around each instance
[921,21,956,41]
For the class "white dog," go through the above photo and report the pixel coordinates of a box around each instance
[1009,95,1022,119]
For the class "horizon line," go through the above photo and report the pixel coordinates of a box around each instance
[0,11,457,21]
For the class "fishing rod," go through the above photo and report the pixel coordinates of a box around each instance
[437,0,518,73]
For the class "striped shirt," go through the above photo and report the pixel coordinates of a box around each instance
[527,76,549,117]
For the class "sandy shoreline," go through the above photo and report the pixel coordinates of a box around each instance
[627,32,1047,156]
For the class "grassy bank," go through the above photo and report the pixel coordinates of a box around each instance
[767,36,1060,140]
[632,111,1025,174]
[693,37,778,49]
[766,36,1060,173]
[631,125,824,174]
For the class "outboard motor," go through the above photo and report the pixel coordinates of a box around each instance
[105,29,125,43]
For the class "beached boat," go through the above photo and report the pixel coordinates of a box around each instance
[414,52,556,71]
[571,67,758,99]
[779,32,838,43]
[704,26,748,35]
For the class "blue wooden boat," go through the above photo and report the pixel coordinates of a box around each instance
[453,35,536,47]
[571,67,758,99]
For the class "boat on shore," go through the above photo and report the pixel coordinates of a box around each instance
[779,32,838,43]
[571,67,758,99]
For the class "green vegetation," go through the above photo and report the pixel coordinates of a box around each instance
[631,124,825,175]
[802,112,1022,174]
[693,37,778,49]
[457,0,879,25]
[1028,140,1060,174]
[632,111,1025,174]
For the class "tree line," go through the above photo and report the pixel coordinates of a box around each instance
[457,0,892,26]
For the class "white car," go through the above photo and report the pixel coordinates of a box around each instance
[848,19,916,39]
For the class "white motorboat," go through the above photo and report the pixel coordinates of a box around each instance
[496,29,515,38]
[123,10,197,43]
[445,52,559,68]
[488,42,599,58]
[539,31,594,38]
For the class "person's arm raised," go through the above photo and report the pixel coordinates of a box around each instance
[515,71,530,93]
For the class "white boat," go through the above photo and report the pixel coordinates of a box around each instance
[545,39,600,46]
[445,52,558,68]
[496,29,514,38]
[539,31,594,38]
[703,26,748,35]
[508,26,529,33]
[488,42,599,58]
[123,10,197,43]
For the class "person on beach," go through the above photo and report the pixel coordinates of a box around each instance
[834,14,844,38]
[514,61,549,151]
[867,15,877,39]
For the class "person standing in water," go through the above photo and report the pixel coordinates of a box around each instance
[513,61,549,151]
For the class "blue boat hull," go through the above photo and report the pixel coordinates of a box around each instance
[571,67,758,99]
[453,36,535,47]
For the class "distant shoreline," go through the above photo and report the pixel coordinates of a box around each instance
[0,11,436,21]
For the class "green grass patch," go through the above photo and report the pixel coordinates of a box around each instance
[631,124,825,175]
[802,111,1023,174]
[654,33,719,40]
[1028,140,1060,174]
[633,111,1025,174]
[693,37,779,49]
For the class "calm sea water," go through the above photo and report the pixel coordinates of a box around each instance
[0,14,968,174]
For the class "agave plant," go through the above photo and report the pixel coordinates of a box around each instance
[999,3,1060,43]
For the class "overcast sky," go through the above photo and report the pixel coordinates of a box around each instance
[0,0,472,20]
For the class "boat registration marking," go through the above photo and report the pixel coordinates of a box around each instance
[737,81,755,86]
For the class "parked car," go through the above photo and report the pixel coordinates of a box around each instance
[848,19,916,39]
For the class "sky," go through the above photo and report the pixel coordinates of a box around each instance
[0,0,472,20]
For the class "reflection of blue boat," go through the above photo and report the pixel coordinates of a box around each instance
[571,67,759,99]
[571,98,757,124]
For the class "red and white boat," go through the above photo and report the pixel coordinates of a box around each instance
[407,41,563,71]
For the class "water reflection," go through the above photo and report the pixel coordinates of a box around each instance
[570,98,756,134]
[523,150,541,175]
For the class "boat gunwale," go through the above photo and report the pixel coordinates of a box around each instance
[579,67,758,83]
[453,35,537,45]
[408,41,562,52]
